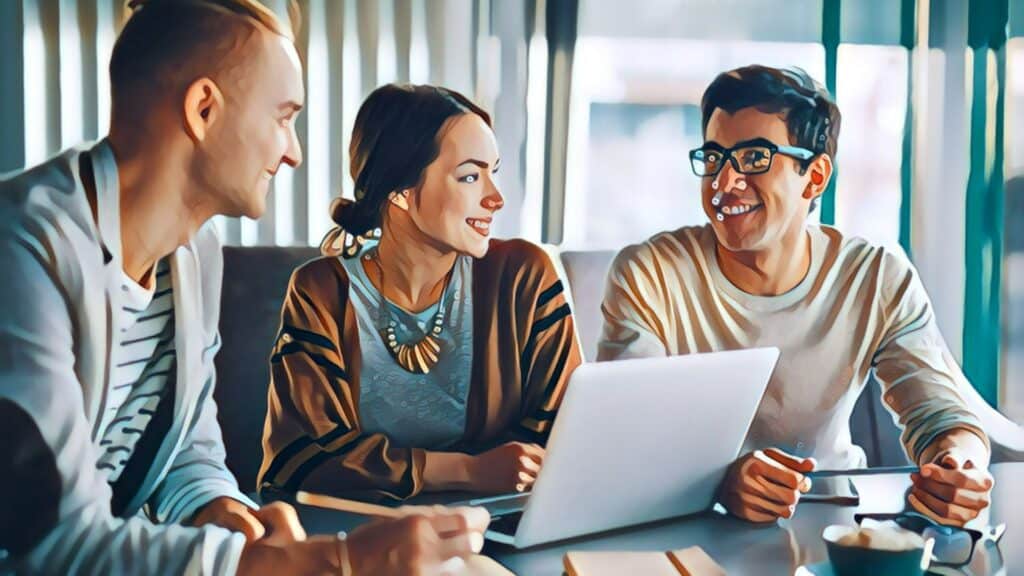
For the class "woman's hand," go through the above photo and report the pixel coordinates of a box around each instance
[467,442,545,494]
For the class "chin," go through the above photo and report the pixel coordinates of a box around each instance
[457,236,491,259]
[710,223,769,253]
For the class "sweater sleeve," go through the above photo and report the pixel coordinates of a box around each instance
[871,251,989,463]
[503,246,583,445]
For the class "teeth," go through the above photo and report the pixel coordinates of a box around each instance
[469,219,490,232]
[720,204,756,216]
[262,172,273,180]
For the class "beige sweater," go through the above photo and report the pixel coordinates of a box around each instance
[598,224,986,469]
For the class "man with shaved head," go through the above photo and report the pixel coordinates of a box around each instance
[0,1,487,574]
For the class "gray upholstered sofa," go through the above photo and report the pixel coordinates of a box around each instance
[215,246,1022,492]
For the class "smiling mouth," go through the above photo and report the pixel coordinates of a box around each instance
[716,203,764,221]
[466,218,491,236]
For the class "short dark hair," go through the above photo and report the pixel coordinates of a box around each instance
[701,65,841,172]
[331,84,492,236]
[110,0,292,124]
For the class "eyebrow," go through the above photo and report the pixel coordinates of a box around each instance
[456,158,501,170]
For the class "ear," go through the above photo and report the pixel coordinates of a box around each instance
[388,189,411,211]
[183,77,224,143]
[804,154,833,201]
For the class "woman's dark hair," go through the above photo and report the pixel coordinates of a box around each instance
[701,65,842,173]
[330,83,492,236]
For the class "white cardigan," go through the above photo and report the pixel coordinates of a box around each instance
[0,140,251,575]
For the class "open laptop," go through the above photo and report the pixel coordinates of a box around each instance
[461,347,779,548]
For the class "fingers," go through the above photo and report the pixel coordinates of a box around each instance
[252,502,306,543]
[519,455,541,475]
[422,507,490,539]
[449,506,491,534]
[736,490,794,521]
[919,463,993,492]
[911,473,991,511]
[763,447,816,473]
[748,474,801,507]
[748,451,806,491]
[907,490,978,527]
[217,508,266,543]
[435,530,485,559]
[514,442,545,464]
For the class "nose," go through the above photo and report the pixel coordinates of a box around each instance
[482,179,504,212]
[716,158,745,192]
[282,126,303,168]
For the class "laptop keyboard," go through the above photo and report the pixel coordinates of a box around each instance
[488,510,524,536]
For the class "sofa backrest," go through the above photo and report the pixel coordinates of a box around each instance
[214,245,911,491]
[215,246,319,492]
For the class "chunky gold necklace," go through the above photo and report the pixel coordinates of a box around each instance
[367,249,450,374]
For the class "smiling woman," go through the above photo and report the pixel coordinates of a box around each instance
[258,83,583,502]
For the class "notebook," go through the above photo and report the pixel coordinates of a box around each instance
[563,546,726,576]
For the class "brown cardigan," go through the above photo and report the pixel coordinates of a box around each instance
[258,238,582,500]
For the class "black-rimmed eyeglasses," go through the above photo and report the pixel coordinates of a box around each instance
[689,137,815,178]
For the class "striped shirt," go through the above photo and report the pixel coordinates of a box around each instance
[96,258,176,482]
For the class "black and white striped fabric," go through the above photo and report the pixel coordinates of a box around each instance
[96,258,176,483]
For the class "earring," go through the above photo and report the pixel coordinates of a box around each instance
[711,180,719,191]
[389,191,410,210]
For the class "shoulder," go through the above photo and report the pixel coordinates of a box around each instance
[816,225,913,277]
[290,255,353,299]
[478,238,560,282]
[0,146,100,291]
[609,224,707,282]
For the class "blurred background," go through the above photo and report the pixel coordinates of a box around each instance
[0,0,1021,422]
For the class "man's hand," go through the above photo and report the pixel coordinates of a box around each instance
[235,505,490,576]
[719,448,815,523]
[347,506,490,576]
[910,429,993,527]
[191,498,305,543]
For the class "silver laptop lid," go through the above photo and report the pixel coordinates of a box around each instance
[513,347,779,547]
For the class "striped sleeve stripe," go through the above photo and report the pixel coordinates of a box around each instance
[271,342,349,382]
[277,325,339,352]
[529,303,571,340]
[536,280,565,309]
[519,303,573,382]
[264,424,360,485]
[282,440,362,493]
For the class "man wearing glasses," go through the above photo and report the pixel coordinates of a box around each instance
[598,65,993,527]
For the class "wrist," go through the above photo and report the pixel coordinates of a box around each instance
[918,427,990,467]
[423,451,475,491]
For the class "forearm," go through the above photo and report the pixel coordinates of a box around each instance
[917,427,990,468]
[422,451,476,492]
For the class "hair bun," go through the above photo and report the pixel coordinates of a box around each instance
[329,196,355,225]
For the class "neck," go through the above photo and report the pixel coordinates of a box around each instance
[108,132,215,285]
[374,214,457,312]
[715,224,811,297]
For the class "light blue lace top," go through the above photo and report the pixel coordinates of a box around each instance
[339,241,474,450]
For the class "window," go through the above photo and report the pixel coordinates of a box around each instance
[562,0,908,251]
[1002,36,1024,423]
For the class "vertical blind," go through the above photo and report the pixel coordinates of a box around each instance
[1,0,548,247]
